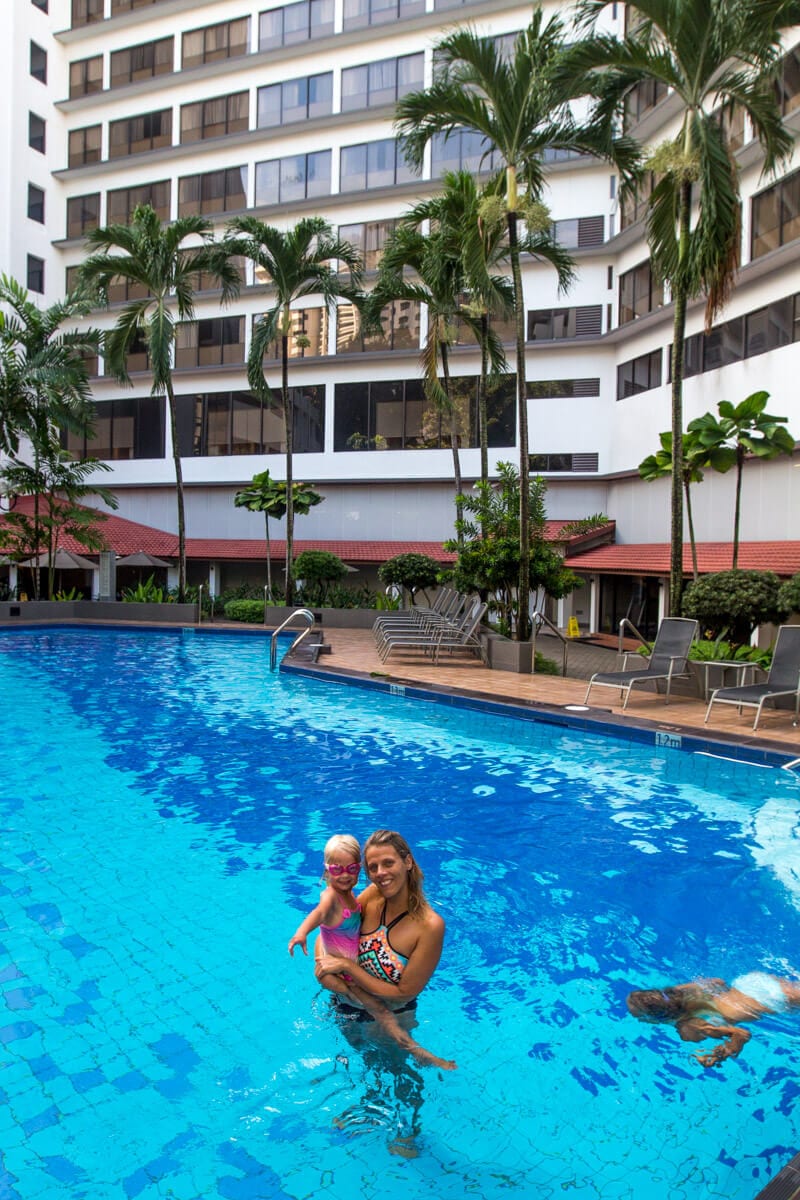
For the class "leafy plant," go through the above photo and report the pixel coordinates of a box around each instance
[122,574,165,603]
[681,570,781,644]
[54,586,82,601]
[534,652,560,675]
[224,599,266,623]
[378,553,440,606]
[778,573,800,617]
[294,550,348,605]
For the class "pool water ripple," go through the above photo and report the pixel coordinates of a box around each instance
[0,627,799,1198]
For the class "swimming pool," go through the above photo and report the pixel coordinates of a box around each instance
[1,625,799,1199]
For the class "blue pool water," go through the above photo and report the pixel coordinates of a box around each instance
[1,626,800,1199]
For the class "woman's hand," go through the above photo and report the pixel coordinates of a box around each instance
[315,955,350,979]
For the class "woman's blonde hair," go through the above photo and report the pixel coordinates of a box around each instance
[363,829,429,918]
[323,833,361,867]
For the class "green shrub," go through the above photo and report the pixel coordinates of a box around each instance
[534,652,560,675]
[681,570,781,644]
[224,599,265,623]
[378,553,440,604]
[123,575,165,603]
[778,573,800,617]
[294,550,348,604]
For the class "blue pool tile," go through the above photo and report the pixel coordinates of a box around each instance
[24,904,63,933]
[68,1068,105,1095]
[4,987,43,1012]
[59,935,98,960]
[56,1002,93,1026]
[27,1054,61,1083]
[122,1156,179,1199]
[21,1105,59,1136]
[0,1159,22,1200]
[112,1070,148,1094]
[41,1156,85,1185]
[0,1020,38,1045]
[0,965,24,985]
[75,981,101,1002]
[153,1076,192,1100]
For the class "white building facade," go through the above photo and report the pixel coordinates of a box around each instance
[5,0,800,627]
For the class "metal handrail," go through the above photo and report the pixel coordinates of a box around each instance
[618,617,648,659]
[197,582,204,626]
[532,610,569,677]
[270,607,315,671]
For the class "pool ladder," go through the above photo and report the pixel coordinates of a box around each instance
[270,608,315,671]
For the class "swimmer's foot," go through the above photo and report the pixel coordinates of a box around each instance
[411,1047,457,1070]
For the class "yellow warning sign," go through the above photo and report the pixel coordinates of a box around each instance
[567,617,580,639]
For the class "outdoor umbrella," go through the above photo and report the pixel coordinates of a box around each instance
[23,549,97,570]
[115,551,172,568]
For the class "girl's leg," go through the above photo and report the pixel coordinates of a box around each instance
[343,983,456,1071]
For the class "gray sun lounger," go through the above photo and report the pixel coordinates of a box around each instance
[704,624,800,731]
[584,617,698,709]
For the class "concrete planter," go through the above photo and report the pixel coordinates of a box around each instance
[483,632,533,674]
[0,600,199,624]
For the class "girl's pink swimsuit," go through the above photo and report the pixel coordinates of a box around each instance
[319,903,361,959]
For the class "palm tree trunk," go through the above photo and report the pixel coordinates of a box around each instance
[732,447,744,569]
[165,377,187,603]
[441,341,463,541]
[282,332,294,606]
[507,192,530,642]
[684,477,698,581]
[264,512,272,601]
[478,314,489,538]
[668,177,692,617]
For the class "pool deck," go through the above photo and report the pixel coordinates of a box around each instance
[303,627,800,759]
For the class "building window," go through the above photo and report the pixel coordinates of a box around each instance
[109,109,172,158]
[529,452,599,472]
[111,0,165,12]
[32,0,49,11]
[255,152,330,206]
[342,0,424,32]
[257,308,328,359]
[616,349,662,399]
[257,74,332,128]
[174,318,245,369]
[178,168,247,216]
[193,257,247,294]
[527,306,603,340]
[65,397,165,461]
[108,180,171,224]
[71,0,103,26]
[258,0,333,48]
[451,310,515,346]
[620,170,654,231]
[68,125,102,169]
[775,44,800,117]
[29,113,46,154]
[618,260,663,325]
[552,216,605,249]
[30,43,47,83]
[341,53,423,111]
[339,139,414,192]
[181,93,249,143]
[181,18,249,69]
[333,375,515,450]
[431,129,500,177]
[623,78,668,129]
[110,37,173,88]
[175,388,325,456]
[28,184,45,224]
[66,193,101,239]
[27,255,45,294]
[336,300,420,353]
[752,168,800,259]
[528,378,601,398]
[69,56,103,99]
[338,220,396,270]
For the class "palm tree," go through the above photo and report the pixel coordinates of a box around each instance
[400,172,514,494]
[79,204,241,601]
[234,470,322,601]
[639,428,711,581]
[574,0,797,615]
[396,10,636,639]
[0,275,101,597]
[689,392,795,569]
[224,216,362,605]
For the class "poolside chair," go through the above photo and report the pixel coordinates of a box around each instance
[379,599,487,664]
[372,588,460,639]
[373,592,469,655]
[704,625,800,731]
[583,617,699,710]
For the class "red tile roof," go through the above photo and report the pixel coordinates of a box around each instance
[563,542,800,577]
[2,497,178,556]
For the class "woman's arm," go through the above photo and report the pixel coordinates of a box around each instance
[288,888,337,956]
[316,912,445,1001]
[676,1017,751,1067]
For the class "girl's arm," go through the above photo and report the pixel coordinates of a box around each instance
[676,1017,751,1067]
[316,912,445,1001]
[288,888,338,956]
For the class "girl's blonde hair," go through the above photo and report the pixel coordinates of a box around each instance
[323,833,361,865]
[363,829,429,918]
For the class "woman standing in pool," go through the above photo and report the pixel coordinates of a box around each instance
[314,829,454,1064]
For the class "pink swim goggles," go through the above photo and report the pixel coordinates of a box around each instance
[325,862,361,876]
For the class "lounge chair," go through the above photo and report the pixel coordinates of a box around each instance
[379,599,487,664]
[372,588,460,639]
[373,592,469,654]
[704,625,800,731]
[583,617,699,709]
